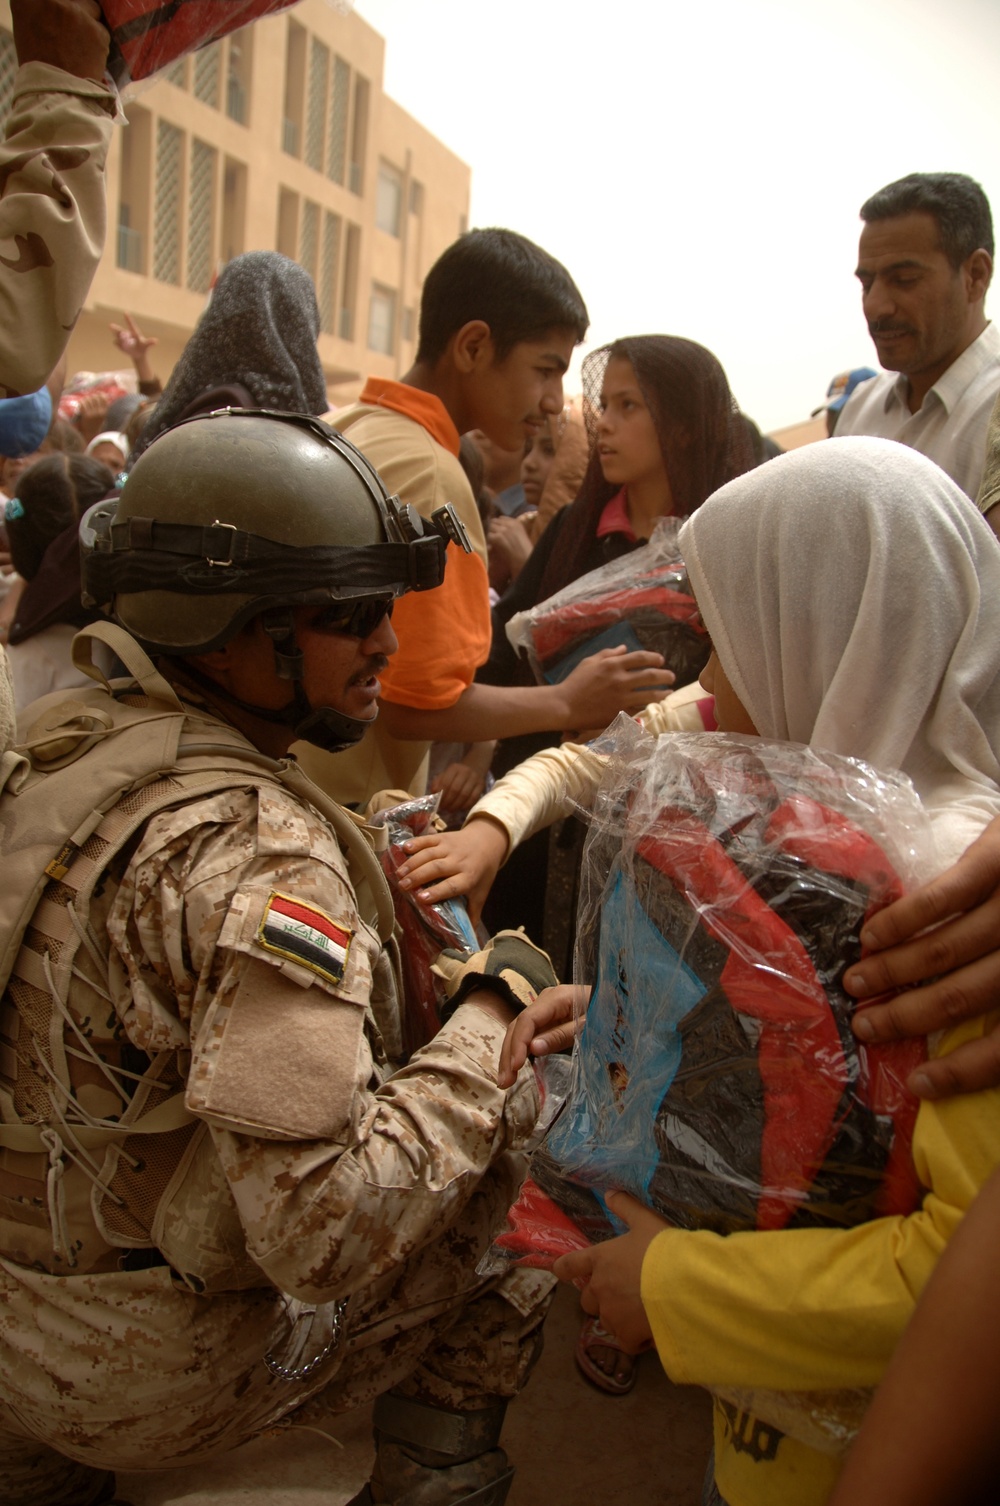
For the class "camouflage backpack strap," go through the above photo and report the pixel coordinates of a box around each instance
[72,619,187,708]
[0,630,304,1271]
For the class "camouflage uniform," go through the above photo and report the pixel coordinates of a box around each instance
[0,711,551,1506]
[0,63,117,399]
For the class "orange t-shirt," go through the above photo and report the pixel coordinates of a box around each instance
[335,379,490,711]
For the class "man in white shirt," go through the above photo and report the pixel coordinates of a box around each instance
[835,173,1000,521]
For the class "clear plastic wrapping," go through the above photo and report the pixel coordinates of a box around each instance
[101,1,303,86]
[486,725,935,1449]
[504,519,708,689]
[369,794,478,1055]
[57,370,135,425]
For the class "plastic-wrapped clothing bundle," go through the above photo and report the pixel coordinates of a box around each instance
[504,520,708,692]
[101,1,301,86]
[483,726,934,1453]
[370,793,478,1056]
[58,370,133,425]
[487,724,932,1265]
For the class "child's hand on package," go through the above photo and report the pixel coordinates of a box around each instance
[554,1190,668,1354]
[397,815,509,924]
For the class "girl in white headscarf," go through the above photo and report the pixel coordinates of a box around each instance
[686,435,1000,868]
[480,437,1000,1506]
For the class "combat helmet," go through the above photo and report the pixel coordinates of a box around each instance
[80,408,470,751]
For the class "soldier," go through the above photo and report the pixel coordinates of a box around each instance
[0,409,557,1506]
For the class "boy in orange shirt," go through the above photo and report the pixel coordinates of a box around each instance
[297,229,671,808]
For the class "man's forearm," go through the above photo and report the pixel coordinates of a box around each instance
[379,681,571,743]
[379,647,671,743]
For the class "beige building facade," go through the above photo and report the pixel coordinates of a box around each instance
[0,0,471,404]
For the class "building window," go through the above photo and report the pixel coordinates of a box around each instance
[409,180,424,217]
[0,29,17,123]
[187,139,216,293]
[226,30,252,125]
[193,41,221,108]
[164,56,188,89]
[282,20,307,157]
[319,212,342,336]
[305,37,329,172]
[153,120,183,285]
[368,283,397,356]
[349,75,369,196]
[117,205,143,273]
[300,198,320,283]
[327,55,350,185]
[339,224,361,340]
[117,104,152,274]
[402,306,415,344]
[220,157,247,264]
[376,162,403,237]
[276,186,299,261]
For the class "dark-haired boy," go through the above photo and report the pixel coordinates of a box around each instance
[836,172,1000,504]
[298,228,670,806]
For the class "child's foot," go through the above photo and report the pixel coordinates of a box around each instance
[575,1315,638,1395]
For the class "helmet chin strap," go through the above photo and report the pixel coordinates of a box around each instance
[174,608,375,755]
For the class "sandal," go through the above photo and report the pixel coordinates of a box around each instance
[574,1315,638,1396]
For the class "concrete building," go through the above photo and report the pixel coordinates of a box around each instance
[0,0,471,404]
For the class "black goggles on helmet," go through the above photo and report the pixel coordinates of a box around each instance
[310,596,394,638]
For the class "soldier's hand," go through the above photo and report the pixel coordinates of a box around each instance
[13,0,110,81]
[498,983,588,1088]
[845,815,1000,1098]
[443,929,557,1026]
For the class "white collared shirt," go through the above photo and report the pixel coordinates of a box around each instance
[834,321,1000,503]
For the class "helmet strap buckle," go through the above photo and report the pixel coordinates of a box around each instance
[260,607,304,681]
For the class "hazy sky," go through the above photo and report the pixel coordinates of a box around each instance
[354,0,1000,432]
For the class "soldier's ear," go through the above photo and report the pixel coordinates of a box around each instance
[191,644,235,672]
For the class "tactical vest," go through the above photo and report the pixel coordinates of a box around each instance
[0,624,400,1288]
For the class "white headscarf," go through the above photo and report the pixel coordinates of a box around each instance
[678,437,1000,866]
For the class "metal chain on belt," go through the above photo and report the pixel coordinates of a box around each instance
[264,1297,347,1382]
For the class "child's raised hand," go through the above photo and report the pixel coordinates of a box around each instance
[553,1190,666,1353]
[431,759,488,816]
[556,645,675,734]
[397,816,509,923]
[498,982,589,1087]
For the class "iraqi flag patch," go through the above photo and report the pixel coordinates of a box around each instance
[257,892,353,986]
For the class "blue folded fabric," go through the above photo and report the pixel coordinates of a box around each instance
[0,387,52,458]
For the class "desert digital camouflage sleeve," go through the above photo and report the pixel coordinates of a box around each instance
[108,782,540,1304]
[0,62,117,399]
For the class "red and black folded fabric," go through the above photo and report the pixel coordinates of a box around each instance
[486,740,926,1270]
[101,1,301,85]
[526,564,710,689]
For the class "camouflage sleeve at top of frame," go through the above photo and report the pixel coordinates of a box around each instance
[0,62,117,401]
